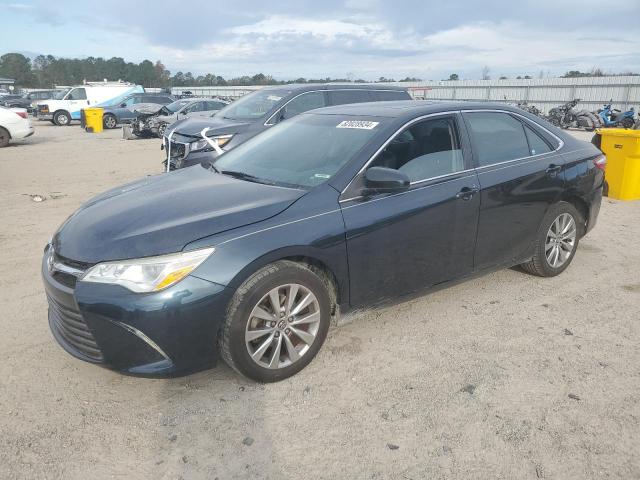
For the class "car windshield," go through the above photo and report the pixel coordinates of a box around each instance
[54,89,70,100]
[216,89,288,121]
[213,114,385,188]
[165,99,192,113]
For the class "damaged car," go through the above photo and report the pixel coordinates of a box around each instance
[144,98,229,137]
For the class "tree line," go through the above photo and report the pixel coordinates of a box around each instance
[0,52,422,89]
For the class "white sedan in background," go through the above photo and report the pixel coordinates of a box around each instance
[0,106,34,147]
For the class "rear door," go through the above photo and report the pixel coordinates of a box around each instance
[462,110,564,270]
[340,113,480,307]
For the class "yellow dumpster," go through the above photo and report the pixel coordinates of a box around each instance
[596,128,640,200]
[83,107,104,133]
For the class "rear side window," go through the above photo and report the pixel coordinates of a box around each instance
[523,124,552,155]
[328,90,372,106]
[371,90,410,101]
[464,112,530,166]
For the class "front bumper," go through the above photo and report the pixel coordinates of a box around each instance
[36,111,53,120]
[169,149,220,171]
[42,246,232,377]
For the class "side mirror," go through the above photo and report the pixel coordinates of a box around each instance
[120,103,127,108]
[364,167,410,192]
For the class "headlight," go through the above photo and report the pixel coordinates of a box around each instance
[81,247,214,293]
[190,134,233,152]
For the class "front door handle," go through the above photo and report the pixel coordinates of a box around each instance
[456,186,479,201]
[546,164,562,176]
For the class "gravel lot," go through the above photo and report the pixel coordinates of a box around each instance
[1,122,639,479]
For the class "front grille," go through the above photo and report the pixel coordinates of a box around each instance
[52,271,77,288]
[50,252,91,289]
[48,294,104,362]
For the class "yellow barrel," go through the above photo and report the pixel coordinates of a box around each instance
[596,128,640,200]
[84,107,104,133]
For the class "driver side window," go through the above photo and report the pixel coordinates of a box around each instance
[369,116,464,183]
[282,92,326,119]
[68,88,87,100]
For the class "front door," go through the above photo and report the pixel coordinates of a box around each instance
[340,114,481,307]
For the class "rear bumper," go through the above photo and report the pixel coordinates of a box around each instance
[12,125,34,140]
[42,246,233,377]
[585,185,602,235]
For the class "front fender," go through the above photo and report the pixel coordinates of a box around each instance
[186,185,349,306]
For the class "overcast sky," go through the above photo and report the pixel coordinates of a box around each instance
[2,0,639,80]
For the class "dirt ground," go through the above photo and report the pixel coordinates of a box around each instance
[0,122,639,480]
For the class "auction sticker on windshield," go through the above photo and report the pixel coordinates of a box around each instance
[336,120,379,130]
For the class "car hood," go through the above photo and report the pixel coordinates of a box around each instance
[53,166,305,264]
[168,116,254,139]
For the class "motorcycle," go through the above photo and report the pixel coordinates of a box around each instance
[598,101,636,129]
[516,101,544,118]
[546,99,602,131]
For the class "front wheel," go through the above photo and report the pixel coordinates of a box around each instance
[157,122,167,138]
[521,202,582,277]
[53,110,71,126]
[219,261,332,382]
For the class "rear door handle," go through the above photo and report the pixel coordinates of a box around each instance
[546,164,562,176]
[456,186,479,201]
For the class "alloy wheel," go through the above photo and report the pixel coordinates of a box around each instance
[104,115,116,129]
[245,284,321,370]
[545,213,576,268]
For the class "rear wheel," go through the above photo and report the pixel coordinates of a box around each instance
[521,202,582,277]
[103,113,117,129]
[0,127,10,147]
[621,117,634,129]
[53,110,71,126]
[219,261,332,382]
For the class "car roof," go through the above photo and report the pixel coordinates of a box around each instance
[307,100,529,119]
[260,83,408,93]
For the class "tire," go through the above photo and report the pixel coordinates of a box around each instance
[157,122,167,138]
[0,126,10,147]
[219,260,332,382]
[521,202,583,277]
[53,110,71,126]
[103,113,117,129]
[621,118,634,129]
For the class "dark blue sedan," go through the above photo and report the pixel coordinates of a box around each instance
[43,101,605,381]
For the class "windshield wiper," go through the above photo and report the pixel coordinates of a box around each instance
[208,163,220,173]
[220,170,274,185]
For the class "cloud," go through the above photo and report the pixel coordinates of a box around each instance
[1,1,639,80]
